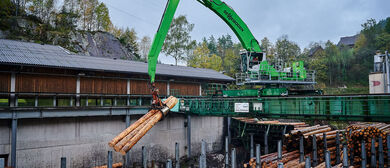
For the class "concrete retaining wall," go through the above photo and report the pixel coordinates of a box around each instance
[0,114,224,167]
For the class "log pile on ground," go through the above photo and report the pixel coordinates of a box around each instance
[346,123,390,167]
[233,118,308,128]
[244,122,390,167]
[108,96,178,155]
[92,162,123,168]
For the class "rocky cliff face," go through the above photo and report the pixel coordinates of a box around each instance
[0,17,135,60]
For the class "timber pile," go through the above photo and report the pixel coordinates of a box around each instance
[283,124,345,166]
[345,123,390,167]
[108,96,178,155]
[245,122,390,167]
[233,117,308,127]
[92,162,123,168]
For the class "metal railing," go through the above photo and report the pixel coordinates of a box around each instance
[0,92,200,109]
[180,94,390,121]
[236,70,316,85]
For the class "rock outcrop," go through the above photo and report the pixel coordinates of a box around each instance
[1,17,135,60]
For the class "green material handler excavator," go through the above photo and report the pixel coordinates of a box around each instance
[147,0,316,98]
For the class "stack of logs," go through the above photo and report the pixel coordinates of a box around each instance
[233,117,309,128]
[245,122,390,167]
[346,123,390,167]
[108,96,178,155]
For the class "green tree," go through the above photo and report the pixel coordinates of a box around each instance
[223,48,240,77]
[376,33,390,51]
[260,37,275,61]
[385,18,390,34]
[188,42,223,71]
[0,0,16,18]
[188,42,210,68]
[162,15,195,65]
[54,6,78,31]
[309,49,328,84]
[207,35,218,55]
[95,2,111,31]
[119,28,140,60]
[275,35,300,63]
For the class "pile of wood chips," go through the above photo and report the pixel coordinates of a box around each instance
[108,96,178,155]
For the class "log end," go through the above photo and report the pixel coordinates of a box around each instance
[120,149,127,155]
[114,145,121,152]
[108,141,115,147]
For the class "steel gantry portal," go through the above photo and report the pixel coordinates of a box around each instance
[179,94,390,122]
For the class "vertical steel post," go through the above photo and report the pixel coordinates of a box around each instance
[379,136,384,168]
[142,146,147,168]
[108,151,113,168]
[305,156,311,168]
[61,157,66,168]
[256,144,261,168]
[35,96,38,107]
[323,132,327,162]
[277,162,283,168]
[250,133,254,158]
[166,159,172,168]
[201,140,207,168]
[343,145,348,168]
[313,135,318,167]
[11,116,17,168]
[385,51,390,93]
[336,132,341,164]
[362,140,367,168]
[125,115,131,168]
[175,142,180,168]
[228,117,231,144]
[350,146,354,166]
[231,148,236,168]
[0,158,4,168]
[371,137,376,168]
[299,136,304,163]
[325,150,331,168]
[277,140,282,161]
[225,136,229,168]
[387,135,390,168]
[187,115,191,157]
[264,125,270,154]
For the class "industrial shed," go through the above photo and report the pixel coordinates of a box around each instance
[0,39,230,167]
[0,39,233,100]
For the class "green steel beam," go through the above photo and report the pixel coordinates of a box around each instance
[180,94,390,122]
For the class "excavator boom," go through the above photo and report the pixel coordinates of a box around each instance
[147,0,262,83]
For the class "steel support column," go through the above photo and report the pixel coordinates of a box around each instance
[187,115,191,157]
[250,133,254,158]
[175,142,180,168]
[227,117,231,144]
[108,151,113,168]
[125,114,131,168]
[11,114,17,168]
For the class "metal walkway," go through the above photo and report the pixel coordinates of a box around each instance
[180,94,390,122]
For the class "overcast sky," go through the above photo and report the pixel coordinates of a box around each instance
[100,0,390,65]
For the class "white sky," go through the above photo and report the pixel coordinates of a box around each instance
[100,0,390,65]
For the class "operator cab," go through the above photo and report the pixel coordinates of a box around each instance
[240,50,265,72]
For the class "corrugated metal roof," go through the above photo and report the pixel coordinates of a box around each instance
[0,39,234,82]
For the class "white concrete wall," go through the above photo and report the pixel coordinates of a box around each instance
[0,114,224,167]
[369,73,386,93]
